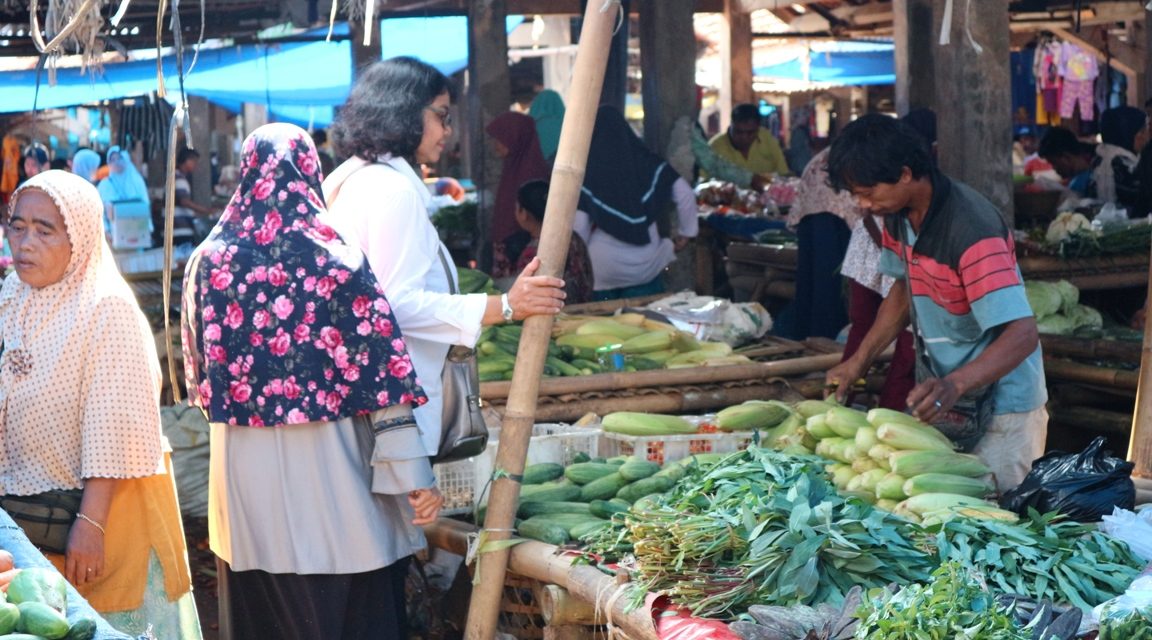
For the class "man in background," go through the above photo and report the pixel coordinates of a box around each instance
[709,103,791,179]
[174,147,217,243]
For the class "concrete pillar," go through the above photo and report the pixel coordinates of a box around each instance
[720,0,754,131]
[893,0,937,115]
[933,0,1013,222]
[468,0,511,269]
[638,0,695,155]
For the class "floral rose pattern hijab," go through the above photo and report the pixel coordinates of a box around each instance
[182,123,425,427]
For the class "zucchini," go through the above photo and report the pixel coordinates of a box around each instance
[617,460,661,482]
[520,483,581,503]
[564,462,620,485]
[615,476,674,503]
[518,518,570,545]
[522,462,565,485]
[588,499,629,519]
[579,472,627,501]
[517,501,592,519]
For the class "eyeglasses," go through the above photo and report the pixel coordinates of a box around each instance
[425,106,453,128]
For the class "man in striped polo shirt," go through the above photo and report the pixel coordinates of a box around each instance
[823,114,1047,491]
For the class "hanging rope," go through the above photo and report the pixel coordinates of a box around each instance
[162,103,187,404]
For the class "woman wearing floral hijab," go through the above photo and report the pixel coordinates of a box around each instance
[182,123,438,639]
[0,170,200,638]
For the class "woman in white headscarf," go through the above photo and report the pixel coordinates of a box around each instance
[96,146,149,206]
[0,170,201,638]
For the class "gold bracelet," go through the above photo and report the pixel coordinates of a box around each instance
[76,513,106,535]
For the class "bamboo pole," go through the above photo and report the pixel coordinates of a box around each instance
[1043,358,1140,391]
[431,520,659,640]
[561,293,667,315]
[464,4,619,638]
[1129,252,1152,478]
[479,352,848,399]
[494,380,811,422]
[1040,335,1142,363]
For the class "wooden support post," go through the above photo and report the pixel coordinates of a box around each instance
[720,0,754,131]
[468,0,512,270]
[638,0,695,155]
[1129,247,1152,479]
[1144,12,1152,108]
[933,0,1013,224]
[349,18,382,76]
[463,3,616,639]
[186,96,213,208]
[639,0,697,293]
[892,0,936,115]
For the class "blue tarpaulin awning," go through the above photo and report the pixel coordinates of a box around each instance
[0,16,523,128]
[754,40,894,87]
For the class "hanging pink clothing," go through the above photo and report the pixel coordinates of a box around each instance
[1060,79,1095,120]
[1060,43,1098,81]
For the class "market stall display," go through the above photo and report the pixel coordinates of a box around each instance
[0,512,130,640]
[436,389,1147,639]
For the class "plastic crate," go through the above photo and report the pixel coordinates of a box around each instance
[434,423,601,515]
[599,423,758,466]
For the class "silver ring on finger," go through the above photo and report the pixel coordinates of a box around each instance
[933,400,942,409]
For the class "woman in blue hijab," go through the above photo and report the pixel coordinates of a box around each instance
[71,148,102,183]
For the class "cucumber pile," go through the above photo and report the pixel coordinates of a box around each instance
[500,453,727,546]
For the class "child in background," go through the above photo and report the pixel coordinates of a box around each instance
[511,180,594,305]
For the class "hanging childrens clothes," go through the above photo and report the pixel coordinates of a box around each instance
[1059,43,1099,120]
[1033,40,1063,125]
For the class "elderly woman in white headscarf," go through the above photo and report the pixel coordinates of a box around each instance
[0,171,201,638]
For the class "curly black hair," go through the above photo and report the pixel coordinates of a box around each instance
[332,57,456,161]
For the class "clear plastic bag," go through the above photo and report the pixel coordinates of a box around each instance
[1102,506,1152,562]
[1095,576,1152,640]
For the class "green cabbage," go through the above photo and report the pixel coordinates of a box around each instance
[1036,314,1076,335]
[1025,281,1063,319]
[1066,303,1103,331]
[1054,280,1079,314]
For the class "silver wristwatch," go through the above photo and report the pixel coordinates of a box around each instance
[501,293,514,322]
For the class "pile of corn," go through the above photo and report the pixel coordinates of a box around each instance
[796,401,1016,525]
[476,313,750,382]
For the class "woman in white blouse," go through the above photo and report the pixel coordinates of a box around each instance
[1,170,199,638]
[323,57,566,458]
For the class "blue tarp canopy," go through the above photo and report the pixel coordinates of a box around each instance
[755,40,894,87]
[0,16,523,127]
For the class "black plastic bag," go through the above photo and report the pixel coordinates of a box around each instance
[1000,436,1135,522]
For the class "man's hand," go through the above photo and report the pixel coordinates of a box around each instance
[824,357,868,404]
[905,376,963,424]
